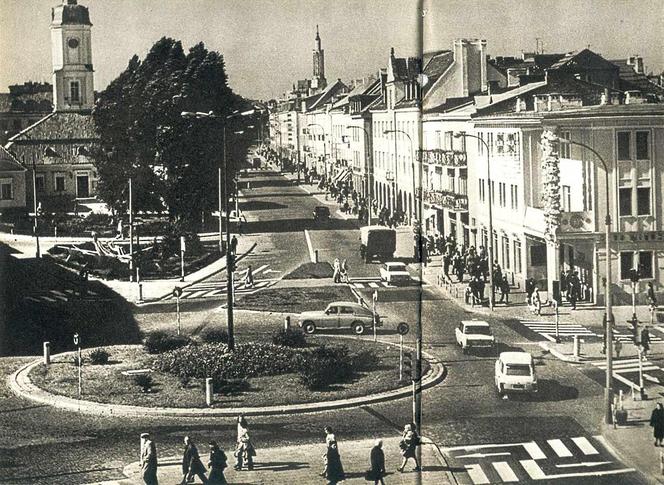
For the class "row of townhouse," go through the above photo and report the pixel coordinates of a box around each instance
[270,32,664,304]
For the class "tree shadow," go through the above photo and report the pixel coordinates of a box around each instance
[249,461,310,471]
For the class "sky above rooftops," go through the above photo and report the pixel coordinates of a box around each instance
[1,0,661,101]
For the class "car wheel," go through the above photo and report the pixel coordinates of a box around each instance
[462,345,468,354]
[496,384,505,397]
[303,322,316,334]
[353,322,365,335]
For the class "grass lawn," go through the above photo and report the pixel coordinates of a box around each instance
[283,262,333,279]
[235,285,355,313]
[29,337,426,408]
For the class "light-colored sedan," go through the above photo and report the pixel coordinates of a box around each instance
[379,262,411,285]
[298,301,381,335]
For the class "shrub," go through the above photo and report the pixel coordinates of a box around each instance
[212,377,250,394]
[71,355,84,366]
[295,345,354,390]
[153,342,299,381]
[200,328,229,344]
[89,348,110,365]
[143,330,192,354]
[178,374,191,388]
[272,327,307,348]
[134,374,154,392]
[349,349,379,371]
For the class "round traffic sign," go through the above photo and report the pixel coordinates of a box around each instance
[173,287,183,298]
[396,322,410,336]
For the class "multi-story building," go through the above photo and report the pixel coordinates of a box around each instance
[0,82,53,145]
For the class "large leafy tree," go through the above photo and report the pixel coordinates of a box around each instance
[93,38,250,225]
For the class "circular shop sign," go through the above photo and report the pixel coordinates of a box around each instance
[396,322,410,336]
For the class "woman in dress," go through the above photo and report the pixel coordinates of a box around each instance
[207,441,228,484]
[651,402,664,446]
[235,415,256,471]
[322,439,345,484]
[398,424,420,472]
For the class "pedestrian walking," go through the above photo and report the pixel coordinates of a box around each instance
[366,439,386,484]
[333,258,341,284]
[525,277,535,305]
[499,275,510,304]
[207,441,228,485]
[179,436,208,485]
[642,327,651,357]
[245,265,254,288]
[397,424,420,472]
[234,415,255,471]
[322,439,345,484]
[614,338,622,359]
[230,235,238,256]
[651,403,664,446]
[140,433,158,485]
[340,259,350,283]
[531,287,542,316]
[648,281,658,310]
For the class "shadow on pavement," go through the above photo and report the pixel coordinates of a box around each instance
[248,461,310,471]
[243,217,359,234]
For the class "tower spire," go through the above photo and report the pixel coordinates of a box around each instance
[312,25,326,91]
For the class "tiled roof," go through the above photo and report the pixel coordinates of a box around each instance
[392,57,421,81]
[0,146,26,172]
[423,51,454,96]
[8,112,97,142]
[423,96,474,115]
[308,80,349,111]
[611,60,664,95]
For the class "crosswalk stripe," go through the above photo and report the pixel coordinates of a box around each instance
[547,439,573,458]
[187,290,211,299]
[368,282,379,288]
[523,442,546,460]
[572,437,599,455]
[465,463,490,484]
[492,461,518,482]
[520,460,546,479]
[353,283,364,288]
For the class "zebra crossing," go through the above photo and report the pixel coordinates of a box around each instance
[613,329,663,343]
[444,435,634,484]
[162,264,277,300]
[591,356,664,385]
[23,287,100,303]
[348,277,391,289]
[520,319,597,341]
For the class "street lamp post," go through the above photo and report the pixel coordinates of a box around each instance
[31,160,40,258]
[455,132,495,310]
[347,125,373,225]
[555,136,613,424]
[181,109,255,351]
[383,128,423,435]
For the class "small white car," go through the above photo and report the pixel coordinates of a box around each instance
[298,301,381,335]
[379,262,411,285]
[494,351,538,396]
[455,320,494,353]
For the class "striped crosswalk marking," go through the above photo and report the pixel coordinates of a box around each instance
[547,439,573,458]
[592,357,660,374]
[613,331,662,343]
[520,320,596,336]
[523,442,546,460]
[520,460,546,480]
[571,437,599,455]
[368,282,380,288]
[465,464,490,484]
[492,462,518,482]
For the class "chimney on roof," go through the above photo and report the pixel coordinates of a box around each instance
[390,47,395,58]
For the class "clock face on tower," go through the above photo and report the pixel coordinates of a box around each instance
[68,38,80,49]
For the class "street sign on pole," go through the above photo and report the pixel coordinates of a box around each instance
[73,333,81,399]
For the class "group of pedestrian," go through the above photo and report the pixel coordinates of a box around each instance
[559,269,592,310]
[320,423,421,485]
[139,415,256,485]
[332,258,349,284]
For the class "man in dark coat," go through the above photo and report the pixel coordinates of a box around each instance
[367,439,386,484]
[651,402,664,446]
[140,433,158,485]
[525,277,535,305]
[180,436,208,485]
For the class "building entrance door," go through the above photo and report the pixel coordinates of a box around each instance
[76,175,89,198]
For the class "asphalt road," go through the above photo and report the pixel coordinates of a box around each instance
[0,172,648,484]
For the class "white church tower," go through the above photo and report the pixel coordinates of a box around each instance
[50,0,95,112]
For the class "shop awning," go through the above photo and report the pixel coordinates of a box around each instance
[332,168,352,184]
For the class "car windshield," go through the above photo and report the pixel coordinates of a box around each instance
[505,364,532,376]
[465,326,491,335]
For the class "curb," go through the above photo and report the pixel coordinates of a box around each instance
[8,338,446,418]
[422,437,459,485]
[538,341,585,363]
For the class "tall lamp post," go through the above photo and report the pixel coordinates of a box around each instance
[308,123,328,186]
[181,109,255,351]
[455,131,495,310]
[347,125,373,225]
[31,160,41,258]
[555,136,613,424]
[384,128,423,435]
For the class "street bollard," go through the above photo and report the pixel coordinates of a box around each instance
[573,335,581,358]
[314,250,319,263]
[205,378,213,407]
[284,316,291,330]
[43,341,50,365]
[138,283,143,303]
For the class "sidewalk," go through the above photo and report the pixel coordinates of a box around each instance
[113,436,452,485]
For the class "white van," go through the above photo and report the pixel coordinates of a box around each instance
[494,351,538,396]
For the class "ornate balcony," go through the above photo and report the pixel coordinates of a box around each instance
[417,149,467,167]
[423,188,468,212]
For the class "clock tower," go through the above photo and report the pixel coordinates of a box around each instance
[50,0,95,112]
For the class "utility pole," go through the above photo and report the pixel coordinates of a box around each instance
[31,160,40,258]
[224,123,235,351]
[129,177,134,282]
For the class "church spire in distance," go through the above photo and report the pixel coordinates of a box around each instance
[312,25,327,91]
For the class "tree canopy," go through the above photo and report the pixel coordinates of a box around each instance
[93,38,252,225]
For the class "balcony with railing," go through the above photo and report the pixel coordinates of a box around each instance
[417,149,467,168]
[423,188,468,212]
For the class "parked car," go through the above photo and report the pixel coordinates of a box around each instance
[379,262,411,285]
[298,301,381,335]
[494,351,538,397]
[455,320,494,353]
[360,226,396,262]
[313,206,331,221]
